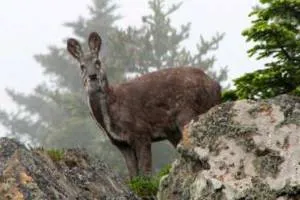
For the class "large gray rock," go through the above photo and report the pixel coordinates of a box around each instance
[158,95,300,200]
[0,138,138,200]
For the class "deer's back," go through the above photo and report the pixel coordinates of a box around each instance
[109,67,221,136]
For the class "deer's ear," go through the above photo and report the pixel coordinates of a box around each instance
[88,32,102,55]
[67,38,83,60]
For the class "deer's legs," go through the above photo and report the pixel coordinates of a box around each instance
[119,146,138,179]
[135,141,152,177]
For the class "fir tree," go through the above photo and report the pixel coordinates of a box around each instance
[233,0,300,99]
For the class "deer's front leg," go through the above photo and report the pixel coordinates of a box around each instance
[135,140,152,177]
[118,146,138,179]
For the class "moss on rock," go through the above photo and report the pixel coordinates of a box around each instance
[242,178,276,200]
[253,149,284,178]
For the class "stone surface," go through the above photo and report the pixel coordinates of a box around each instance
[0,138,138,200]
[158,94,300,200]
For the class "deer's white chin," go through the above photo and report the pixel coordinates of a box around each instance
[88,88,101,94]
[87,82,101,95]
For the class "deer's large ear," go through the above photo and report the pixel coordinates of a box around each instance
[67,38,83,60]
[88,32,102,55]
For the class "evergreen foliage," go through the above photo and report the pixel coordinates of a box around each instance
[234,0,300,99]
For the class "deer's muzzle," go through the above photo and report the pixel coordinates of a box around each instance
[89,74,98,81]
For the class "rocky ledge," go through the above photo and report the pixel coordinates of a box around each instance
[158,94,300,200]
[0,138,138,200]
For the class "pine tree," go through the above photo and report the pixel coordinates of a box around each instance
[0,0,228,174]
[233,0,300,99]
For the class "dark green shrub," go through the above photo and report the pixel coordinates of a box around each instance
[222,90,239,102]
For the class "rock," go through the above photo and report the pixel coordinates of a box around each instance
[0,138,138,200]
[157,94,300,200]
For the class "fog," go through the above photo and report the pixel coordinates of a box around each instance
[0,0,264,137]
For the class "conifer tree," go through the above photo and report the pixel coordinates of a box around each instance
[233,0,300,99]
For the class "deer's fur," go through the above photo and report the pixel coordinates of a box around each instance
[67,32,221,179]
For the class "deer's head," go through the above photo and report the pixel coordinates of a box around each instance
[67,32,106,95]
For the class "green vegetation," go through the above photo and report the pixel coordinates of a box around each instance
[233,0,300,99]
[129,176,159,197]
[156,164,171,178]
[221,90,239,102]
[128,164,171,197]
[46,149,64,162]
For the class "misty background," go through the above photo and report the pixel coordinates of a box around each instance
[0,0,265,174]
[0,0,263,114]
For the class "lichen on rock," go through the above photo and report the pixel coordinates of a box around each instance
[0,138,138,200]
[158,95,300,200]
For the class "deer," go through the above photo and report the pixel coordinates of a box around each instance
[67,32,221,179]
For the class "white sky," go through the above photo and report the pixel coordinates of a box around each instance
[0,0,265,136]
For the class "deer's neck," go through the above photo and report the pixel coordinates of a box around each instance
[88,87,123,142]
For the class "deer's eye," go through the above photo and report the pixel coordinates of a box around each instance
[80,64,85,71]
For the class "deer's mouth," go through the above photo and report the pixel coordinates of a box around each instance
[88,74,98,81]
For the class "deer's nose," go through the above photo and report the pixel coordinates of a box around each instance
[89,74,98,81]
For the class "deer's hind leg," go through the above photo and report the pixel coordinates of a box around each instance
[118,146,138,179]
[135,139,152,177]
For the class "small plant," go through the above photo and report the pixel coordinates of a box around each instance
[290,86,300,97]
[128,164,171,197]
[156,164,171,178]
[128,176,159,197]
[222,89,239,102]
[46,149,64,162]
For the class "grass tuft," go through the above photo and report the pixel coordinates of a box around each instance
[46,149,64,162]
[128,164,171,197]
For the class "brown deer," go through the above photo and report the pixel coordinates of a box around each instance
[67,32,221,179]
